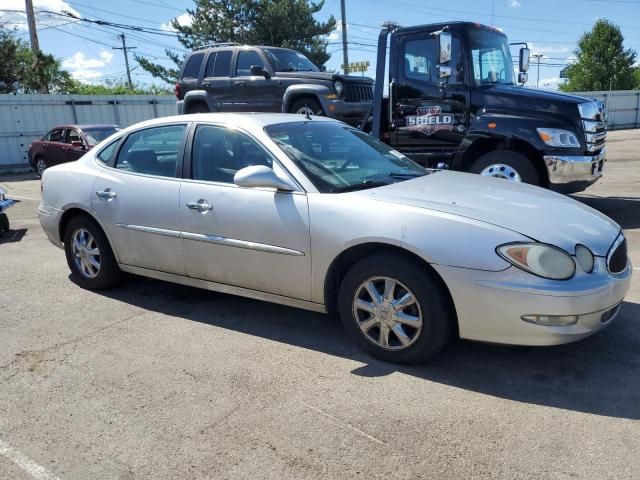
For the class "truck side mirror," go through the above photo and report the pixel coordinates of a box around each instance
[250,65,271,79]
[519,48,530,73]
[437,65,452,79]
[518,72,528,85]
[438,31,452,64]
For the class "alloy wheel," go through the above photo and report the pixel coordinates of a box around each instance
[36,159,46,177]
[480,163,522,182]
[296,106,316,116]
[71,228,101,279]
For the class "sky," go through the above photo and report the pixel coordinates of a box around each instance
[1,0,639,90]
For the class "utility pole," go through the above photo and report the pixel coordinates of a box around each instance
[25,0,48,93]
[113,34,136,90]
[340,0,349,74]
[532,53,543,88]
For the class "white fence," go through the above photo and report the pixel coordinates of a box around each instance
[0,94,175,170]
[1,91,638,170]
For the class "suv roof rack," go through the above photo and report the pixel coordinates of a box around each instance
[195,42,240,51]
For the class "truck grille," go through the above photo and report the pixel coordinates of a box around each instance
[579,101,606,153]
[344,84,373,102]
[607,236,628,274]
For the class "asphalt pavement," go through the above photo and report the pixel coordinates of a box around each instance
[1,130,638,479]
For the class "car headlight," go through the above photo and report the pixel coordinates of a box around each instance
[497,243,576,280]
[536,128,580,148]
[334,80,344,96]
[575,244,594,273]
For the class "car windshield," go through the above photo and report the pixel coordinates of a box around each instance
[82,127,120,145]
[469,29,514,86]
[264,122,428,193]
[263,48,319,72]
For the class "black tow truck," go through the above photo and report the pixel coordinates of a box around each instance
[366,22,607,192]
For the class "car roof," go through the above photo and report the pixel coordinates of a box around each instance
[121,113,340,132]
[50,124,120,130]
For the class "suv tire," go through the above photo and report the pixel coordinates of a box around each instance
[290,98,324,117]
[187,102,210,114]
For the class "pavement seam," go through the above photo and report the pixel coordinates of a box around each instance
[0,438,63,480]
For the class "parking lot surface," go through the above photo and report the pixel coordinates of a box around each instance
[1,130,639,479]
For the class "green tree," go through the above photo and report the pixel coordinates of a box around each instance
[560,19,637,92]
[0,28,75,94]
[136,0,335,84]
[65,79,172,95]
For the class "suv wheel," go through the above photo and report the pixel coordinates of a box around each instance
[290,98,324,117]
[188,102,210,114]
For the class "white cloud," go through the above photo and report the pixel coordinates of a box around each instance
[528,42,570,56]
[62,50,113,81]
[508,0,522,8]
[160,13,193,32]
[539,77,565,90]
[0,0,81,29]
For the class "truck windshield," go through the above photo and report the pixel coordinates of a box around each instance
[469,29,514,86]
[265,122,427,193]
[263,48,319,72]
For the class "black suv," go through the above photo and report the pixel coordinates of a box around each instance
[175,43,374,125]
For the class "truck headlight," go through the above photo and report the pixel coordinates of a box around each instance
[497,243,576,280]
[537,128,580,148]
[334,80,344,96]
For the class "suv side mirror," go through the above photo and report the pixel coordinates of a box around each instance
[234,165,296,191]
[71,140,85,148]
[519,48,530,73]
[438,31,452,64]
[250,65,271,79]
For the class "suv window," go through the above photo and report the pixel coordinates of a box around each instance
[182,53,204,80]
[205,50,232,78]
[49,128,65,143]
[402,35,463,84]
[67,129,82,144]
[236,50,265,76]
[115,125,186,177]
[192,124,272,183]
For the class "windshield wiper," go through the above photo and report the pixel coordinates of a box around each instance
[330,179,391,193]
[387,170,426,179]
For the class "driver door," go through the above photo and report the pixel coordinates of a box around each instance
[232,49,281,112]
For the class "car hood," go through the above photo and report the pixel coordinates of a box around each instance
[356,171,620,256]
[276,71,374,84]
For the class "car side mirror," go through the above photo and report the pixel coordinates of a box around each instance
[518,72,528,85]
[234,165,296,191]
[71,140,85,148]
[519,47,530,73]
[250,65,271,79]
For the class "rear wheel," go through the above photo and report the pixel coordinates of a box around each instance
[338,253,455,364]
[290,98,324,117]
[35,157,47,177]
[469,150,541,187]
[63,215,123,290]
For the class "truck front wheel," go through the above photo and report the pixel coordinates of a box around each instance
[469,150,541,187]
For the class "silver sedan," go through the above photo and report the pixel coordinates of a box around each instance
[38,114,632,363]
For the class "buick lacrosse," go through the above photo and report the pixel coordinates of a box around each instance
[38,114,632,363]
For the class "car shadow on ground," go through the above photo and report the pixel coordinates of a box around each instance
[572,194,640,230]
[0,172,38,182]
[95,275,640,420]
[0,228,28,244]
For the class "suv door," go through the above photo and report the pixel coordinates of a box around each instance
[202,50,234,111]
[391,32,469,153]
[92,123,189,275]
[232,49,281,112]
[64,128,88,162]
[180,123,311,300]
[47,128,67,166]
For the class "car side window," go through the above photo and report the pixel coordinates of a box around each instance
[204,50,232,78]
[114,125,187,177]
[192,124,273,184]
[236,51,265,76]
[67,129,83,144]
[49,128,65,143]
[182,53,204,80]
[402,35,463,84]
[96,139,120,165]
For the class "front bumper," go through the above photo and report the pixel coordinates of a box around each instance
[321,98,371,126]
[433,254,632,346]
[37,204,64,249]
[545,148,606,193]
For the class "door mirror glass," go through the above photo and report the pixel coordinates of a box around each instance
[250,65,271,79]
[438,31,452,64]
[518,72,528,85]
[437,65,452,79]
[71,140,84,148]
[234,165,296,191]
[519,48,530,72]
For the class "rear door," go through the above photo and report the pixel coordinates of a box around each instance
[92,123,189,275]
[202,50,234,111]
[391,32,469,153]
[232,49,281,112]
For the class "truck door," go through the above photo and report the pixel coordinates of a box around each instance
[391,32,469,154]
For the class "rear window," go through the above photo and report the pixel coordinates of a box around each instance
[204,50,232,78]
[182,53,204,80]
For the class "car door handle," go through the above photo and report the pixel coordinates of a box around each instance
[96,189,117,199]
[235,81,246,87]
[186,200,213,211]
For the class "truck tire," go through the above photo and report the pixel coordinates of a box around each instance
[187,102,209,114]
[290,98,324,117]
[469,150,541,187]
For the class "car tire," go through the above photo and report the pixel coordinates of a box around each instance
[290,98,324,117]
[188,102,210,114]
[338,253,455,364]
[469,150,541,186]
[63,215,123,290]
[0,213,9,233]
[35,156,47,178]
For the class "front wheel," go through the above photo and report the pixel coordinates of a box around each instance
[469,150,541,187]
[338,253,455,364]
[35,157,47,178]
[290,98,324,117]
[63,216,123,290]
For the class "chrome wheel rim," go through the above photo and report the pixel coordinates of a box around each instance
[352,276,423,351]
[71,228,101,279]
[36,159,46,176]
[480,163,522,182]
[296,106,316,116]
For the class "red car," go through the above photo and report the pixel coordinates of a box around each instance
[28,124,121,177]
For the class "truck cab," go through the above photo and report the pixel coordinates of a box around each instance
[371,22,607,193]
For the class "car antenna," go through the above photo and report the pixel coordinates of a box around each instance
[304,106,312,120]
